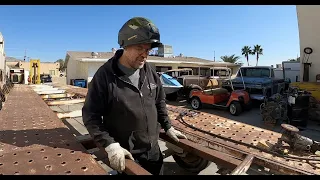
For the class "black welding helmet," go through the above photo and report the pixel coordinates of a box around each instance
[118,17,162,49]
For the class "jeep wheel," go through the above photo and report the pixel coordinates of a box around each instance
[190,97,202,110]
[229,101,242,116]
[172,153,211,173]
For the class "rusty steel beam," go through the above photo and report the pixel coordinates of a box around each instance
[230,154,255,175]
[76,135,152,175]
[159,132,242,170]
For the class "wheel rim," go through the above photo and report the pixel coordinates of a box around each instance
[230,104,236,114]
[191,99,199,109]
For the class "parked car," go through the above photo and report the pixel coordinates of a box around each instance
[222,66,285,101]
[40,74,52,83]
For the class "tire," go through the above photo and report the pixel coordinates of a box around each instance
[172,153,211,173]
[229,101,242,116]
[190,97,202,110]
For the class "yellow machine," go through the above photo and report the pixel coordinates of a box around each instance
[29,59,41,84]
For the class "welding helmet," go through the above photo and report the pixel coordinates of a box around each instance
[118,17,162,48]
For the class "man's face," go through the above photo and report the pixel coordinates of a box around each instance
[124,43,152,69]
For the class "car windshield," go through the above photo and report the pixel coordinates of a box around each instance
[41,74,51,78]
[213,70,228,76]
[180,71,191,76]
[238,68,270,77]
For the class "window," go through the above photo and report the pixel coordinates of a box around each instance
[49,70,55,76]
[238,68,270,77]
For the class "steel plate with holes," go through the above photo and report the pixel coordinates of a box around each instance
[0,85,106,175]
[166,105,320,175]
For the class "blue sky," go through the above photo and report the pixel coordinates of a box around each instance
[0,5,299,66]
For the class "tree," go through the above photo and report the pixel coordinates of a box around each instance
[220,54,241,63]
[252,45,263,66]
[55,59,65,72]
[288,57,300,62]
[241,46,252,66]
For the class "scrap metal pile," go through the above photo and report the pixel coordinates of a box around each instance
[260,86,319,127]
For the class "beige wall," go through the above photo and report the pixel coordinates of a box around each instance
[297,5,320,82]
[6,61,60,77]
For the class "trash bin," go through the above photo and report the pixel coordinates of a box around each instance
[73,79,87,88]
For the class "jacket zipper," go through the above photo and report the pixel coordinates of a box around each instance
[114,75,152,147]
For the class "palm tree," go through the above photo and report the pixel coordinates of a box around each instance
[252,45,263,66]
[220,54,241,63]
[241,46,252,66]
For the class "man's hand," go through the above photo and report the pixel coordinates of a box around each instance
[105,143,134,172]
[166,127,187,143]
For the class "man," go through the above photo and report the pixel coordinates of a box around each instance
[82,17,187,175]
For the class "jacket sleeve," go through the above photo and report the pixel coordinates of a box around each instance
[82,67,116,148]
[151,68,172,132]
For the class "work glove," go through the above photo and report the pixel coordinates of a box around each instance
[166,127,187,143]
[105,143,134,172]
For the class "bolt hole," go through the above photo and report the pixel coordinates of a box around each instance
[14,172,19,175]
[54,147,57,149]
[14,162,18,165]
[0,163,2,166]
[70,151,75,154]
[236,131,239,132]
[13,153,17,156]
[29,160,33,163]
[81,167,88,171]
[27,151,31,154]
[40,149,45,152]
[35,134,39,136]
[43,157,48,160]
[232,133,235,136]
[45,165,52,170]
[253,139,256,142]
[66,144,70,146]
[249,131,251,133]
[61,162,66,165]
[76,158,80,162]
[299,163,302,166]
[65,171,71,174]
[243,137,245,139]
[222,131,225,133]
[57,154,62,157]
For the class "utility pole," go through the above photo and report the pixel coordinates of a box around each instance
[214,51,215,62]
[23,49,26,61]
